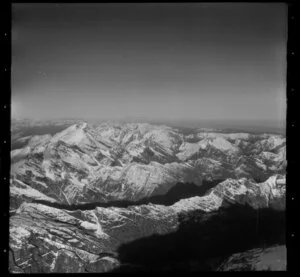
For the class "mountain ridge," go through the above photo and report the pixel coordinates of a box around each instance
[9,120,286,272]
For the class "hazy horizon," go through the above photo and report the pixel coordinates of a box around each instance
[12,3,287,132]
[11,116,285,135]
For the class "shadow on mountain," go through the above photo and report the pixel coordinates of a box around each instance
[32,180,222,210]
[111,204,285,272]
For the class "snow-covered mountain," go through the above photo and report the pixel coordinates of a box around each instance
[9,121,286,272]
[11,121,286,205]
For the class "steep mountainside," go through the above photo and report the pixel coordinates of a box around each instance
[9,121,286,272]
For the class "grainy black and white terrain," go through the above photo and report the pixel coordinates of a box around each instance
[10,3,287,272]
[9,119,286,272]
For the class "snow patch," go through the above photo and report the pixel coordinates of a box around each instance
[11,180,57,202]
[210,137,237,152]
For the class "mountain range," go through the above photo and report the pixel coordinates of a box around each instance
[9,120,286,272]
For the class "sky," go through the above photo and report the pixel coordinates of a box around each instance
[12,3,287,131]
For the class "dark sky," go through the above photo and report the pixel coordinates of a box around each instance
[12,3,287,130]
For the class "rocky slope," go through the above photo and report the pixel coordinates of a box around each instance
[9,121,286,272]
